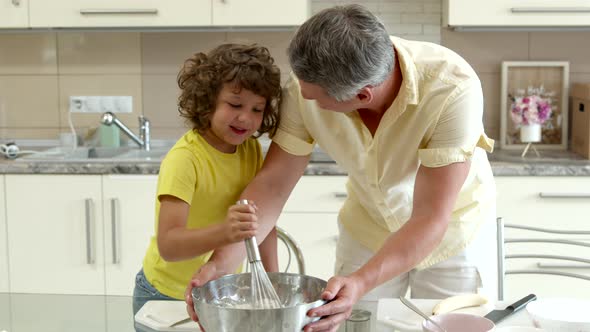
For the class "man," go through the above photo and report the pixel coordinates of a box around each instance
[186,4,496,332]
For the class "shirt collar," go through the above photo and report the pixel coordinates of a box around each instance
[390,36,419,106]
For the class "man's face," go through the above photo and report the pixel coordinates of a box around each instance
[298,80,359,113]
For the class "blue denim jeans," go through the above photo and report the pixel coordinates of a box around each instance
[132,269,177,331]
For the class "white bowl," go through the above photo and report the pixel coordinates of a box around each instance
[422,313,495,332]
[526,298,590,332]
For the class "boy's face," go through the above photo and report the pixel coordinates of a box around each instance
[298,80,359,113]
[203,83,266,153]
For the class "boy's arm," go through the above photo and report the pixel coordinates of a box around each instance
[189,142,310,283]
[157,196,258,261]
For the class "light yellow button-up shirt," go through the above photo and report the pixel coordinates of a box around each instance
[273,36,495,269]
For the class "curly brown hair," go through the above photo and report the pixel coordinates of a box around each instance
[177,43,281,137]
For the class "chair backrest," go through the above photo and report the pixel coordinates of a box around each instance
[496,217,590,300]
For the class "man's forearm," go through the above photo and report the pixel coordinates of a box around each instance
[351,215,449,294]
[208,143,310,274]
[259,227,279,272]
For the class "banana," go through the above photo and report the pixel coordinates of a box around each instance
[431,293,488,315]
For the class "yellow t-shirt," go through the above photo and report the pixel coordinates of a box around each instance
[273,36,496,269]
[142,130,263,299]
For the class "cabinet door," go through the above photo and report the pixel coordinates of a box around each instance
[6,175,105,295]
[496,176,590,299]
[29,0,210,28]
[277,213,339,281]
[213,0,309,26]
[0,0,28,28]
[0,176,8,293]
[446,0,590,27]
[284,176,348,213]
[496,177,590,238]
[102,175,158,296]
[0,294,11,332]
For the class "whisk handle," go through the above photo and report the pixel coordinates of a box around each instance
[236,199,261,263]
[245,237,261,262]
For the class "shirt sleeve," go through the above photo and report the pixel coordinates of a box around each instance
[271,73,315,156]
[418,79,494,168]
[157,147,198,204]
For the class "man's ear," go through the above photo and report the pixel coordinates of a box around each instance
[356,86,374,104]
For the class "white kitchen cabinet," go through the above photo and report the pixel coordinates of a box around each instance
[495,176,590,299]
[0,176,9,293]
[29,0,211,28]
[213,0,309,26]
[0,0,29,28]
[445,0,590,27]
[102,175,157,296]
[277,176,347,281]
[28,0,308,28]
[6,175,105,295]
[5,174,157,296]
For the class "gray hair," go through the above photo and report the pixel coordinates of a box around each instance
[288,4,395,101]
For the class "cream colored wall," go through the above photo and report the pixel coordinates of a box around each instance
[0,0,443,141]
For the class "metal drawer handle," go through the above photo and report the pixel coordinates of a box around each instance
[511,7,590,13]
[85,199,95,265]
[333,192,347,198]
[539,192,590,199]
[11,0,20,6]
[506,269,590,281]
[538,262,590,269]
[111,198,120,264]
[80,8,158,15]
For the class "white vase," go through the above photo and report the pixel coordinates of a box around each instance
[520,123,542,143]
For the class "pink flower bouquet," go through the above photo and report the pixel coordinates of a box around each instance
[510,94,552,127]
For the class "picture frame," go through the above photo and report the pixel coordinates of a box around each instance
[500,61,569,151]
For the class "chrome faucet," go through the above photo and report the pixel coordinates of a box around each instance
[101,112,150,151]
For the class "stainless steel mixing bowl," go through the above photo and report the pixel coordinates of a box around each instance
[192,272,327,331]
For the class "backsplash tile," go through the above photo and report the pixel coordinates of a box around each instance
[141,32,226,75]
[0,76,59,127]
[58,75,142,133]
[57,32,141,75]
[142,74,183,128]
[441,29,529,74]
[0,33,57,75]
[529,32,590,73]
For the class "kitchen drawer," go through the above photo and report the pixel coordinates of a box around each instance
[29,0,210,28]
[445,0,590,27]
[283,176,348,213]
[496,177,590,238]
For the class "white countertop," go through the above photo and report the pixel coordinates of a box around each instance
[375,298,535,332]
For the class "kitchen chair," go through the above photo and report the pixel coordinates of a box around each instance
[496,217,590,300]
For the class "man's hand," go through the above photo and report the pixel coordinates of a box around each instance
[185,262,225,331]
[303,274,366,332]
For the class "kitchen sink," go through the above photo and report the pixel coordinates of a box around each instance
[17,146,169,162]
[113,148,169,160]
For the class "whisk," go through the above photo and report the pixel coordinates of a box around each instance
[237,199,282,309]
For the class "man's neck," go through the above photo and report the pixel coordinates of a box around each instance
[359,55,402,115]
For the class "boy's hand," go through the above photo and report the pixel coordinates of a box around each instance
[222,202,258,243]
